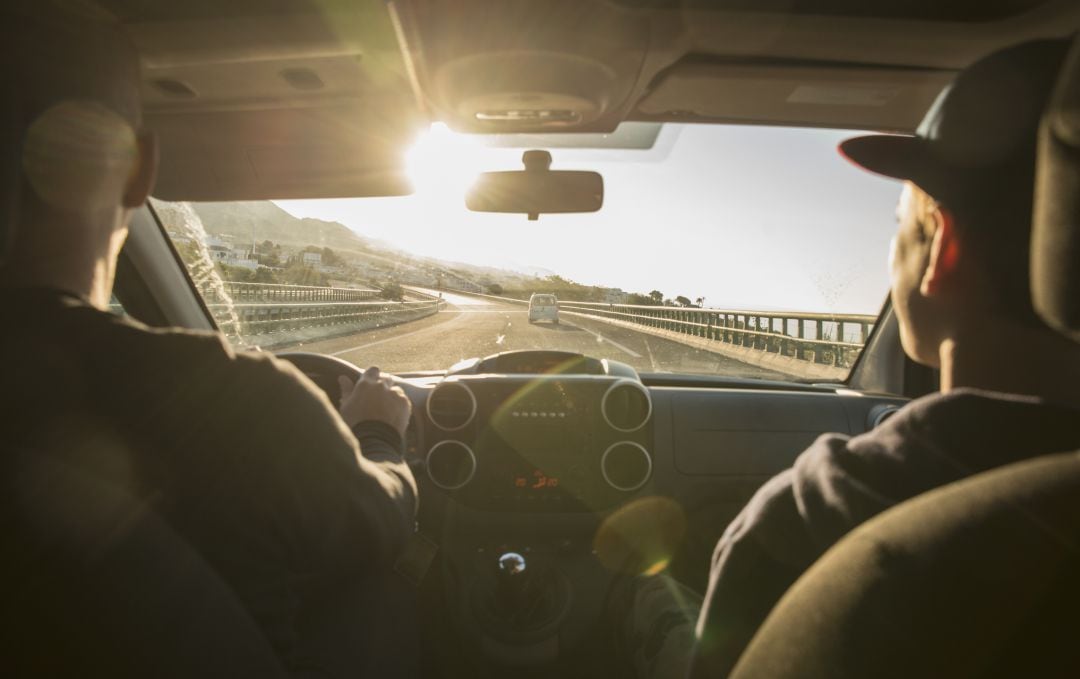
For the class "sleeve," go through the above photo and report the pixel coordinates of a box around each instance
[234,355,418,577]
[351,420,406,463]
[689,433,893,679]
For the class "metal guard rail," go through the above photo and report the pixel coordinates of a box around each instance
[199,281,380,304]
[212,302,441,336]
[201,282,442,337]
[558,301,875,368]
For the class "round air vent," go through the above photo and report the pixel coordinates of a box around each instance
[867,404,902,430]
[601,442,652,492]
[601,380,652,432]
[426,441,477,490]
[427,381,477,431]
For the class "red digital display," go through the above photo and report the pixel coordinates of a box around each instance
[513,469,560,490]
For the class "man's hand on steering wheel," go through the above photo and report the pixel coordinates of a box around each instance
[338,366,412,438]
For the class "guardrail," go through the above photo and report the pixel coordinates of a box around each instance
[557,302,875,368]
[202,280,379,304]
[201,281,443,341]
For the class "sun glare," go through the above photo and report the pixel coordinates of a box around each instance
[405,123,488,203]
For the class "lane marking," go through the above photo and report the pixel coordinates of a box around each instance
[563,319,642,358]
[330,313,468,356]
[643,338,659,371]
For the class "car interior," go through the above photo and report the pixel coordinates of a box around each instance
[6,1,1080,677]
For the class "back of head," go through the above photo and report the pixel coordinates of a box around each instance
[1,1,142,266]
[842,39,1070,327]
[939,40,1070,327]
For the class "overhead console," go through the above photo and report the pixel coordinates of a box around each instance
[390,0,689,134]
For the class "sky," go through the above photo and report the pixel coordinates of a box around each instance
[274,123,903,315]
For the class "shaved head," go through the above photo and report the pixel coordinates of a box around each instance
[2,1,155,306]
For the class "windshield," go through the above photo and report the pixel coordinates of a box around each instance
[153,123,899,382]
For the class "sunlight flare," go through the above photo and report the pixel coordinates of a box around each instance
[405,123,486,202]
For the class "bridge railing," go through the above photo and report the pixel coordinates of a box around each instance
[201,281,442,342]
[200,280,379,304]
[557,302,875,368]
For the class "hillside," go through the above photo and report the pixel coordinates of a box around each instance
[187,201,372,254]
[153,198,644,301]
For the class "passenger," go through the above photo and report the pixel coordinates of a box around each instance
[687,38,1080,679]
[1,4,417,676]
[615,39,1080,679]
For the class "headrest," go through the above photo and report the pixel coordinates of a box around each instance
[1032,35,1080,342]
[0,77,19,268]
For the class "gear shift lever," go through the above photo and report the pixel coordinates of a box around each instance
[495,551,531,616]
[482,550,568,635]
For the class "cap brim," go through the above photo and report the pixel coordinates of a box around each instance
[838,134,929,182]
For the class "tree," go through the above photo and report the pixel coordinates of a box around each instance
[695,296,705,308]
[321,246,343,267]
[281,263,327,286]
[649,290,664,304]
[251,266,277,283]
[675,295,692,307]
[379,281,404,301]
[486,283,504,295]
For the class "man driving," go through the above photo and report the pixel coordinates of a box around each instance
[688,37,1080,678]
[2,4,417,676]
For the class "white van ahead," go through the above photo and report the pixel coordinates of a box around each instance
[528,293,559,324]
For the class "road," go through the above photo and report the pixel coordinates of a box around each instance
[287,291,791,380]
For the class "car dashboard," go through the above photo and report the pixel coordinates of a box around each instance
[296,349,907,672]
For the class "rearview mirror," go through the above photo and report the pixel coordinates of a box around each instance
[466,150,603,220]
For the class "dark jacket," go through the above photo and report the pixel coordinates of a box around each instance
[691,388,1080,678]
[2,289,417,670]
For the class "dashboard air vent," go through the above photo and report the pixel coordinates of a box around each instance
[867,404,902,430]
[602,381,652,432]
[426,441,477,490]
[427,381,477,431]
[601,442,652,492]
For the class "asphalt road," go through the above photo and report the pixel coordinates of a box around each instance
[287,291,791,380]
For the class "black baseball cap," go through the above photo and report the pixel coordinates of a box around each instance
[839,39,1069,206]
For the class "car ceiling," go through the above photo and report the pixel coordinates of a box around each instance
[89,0,1080,201]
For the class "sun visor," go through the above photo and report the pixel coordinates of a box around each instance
[149,106,415,201]
[637,63,955,132]
[132,9,424,201]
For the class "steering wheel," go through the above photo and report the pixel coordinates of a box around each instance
[276,352,367,408]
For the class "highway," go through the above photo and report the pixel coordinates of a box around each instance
[287,291,793,380]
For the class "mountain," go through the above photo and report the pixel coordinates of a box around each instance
[154,199,591,291]
[189,201,371,253]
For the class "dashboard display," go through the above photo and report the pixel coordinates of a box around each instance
[513,469,560,490]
